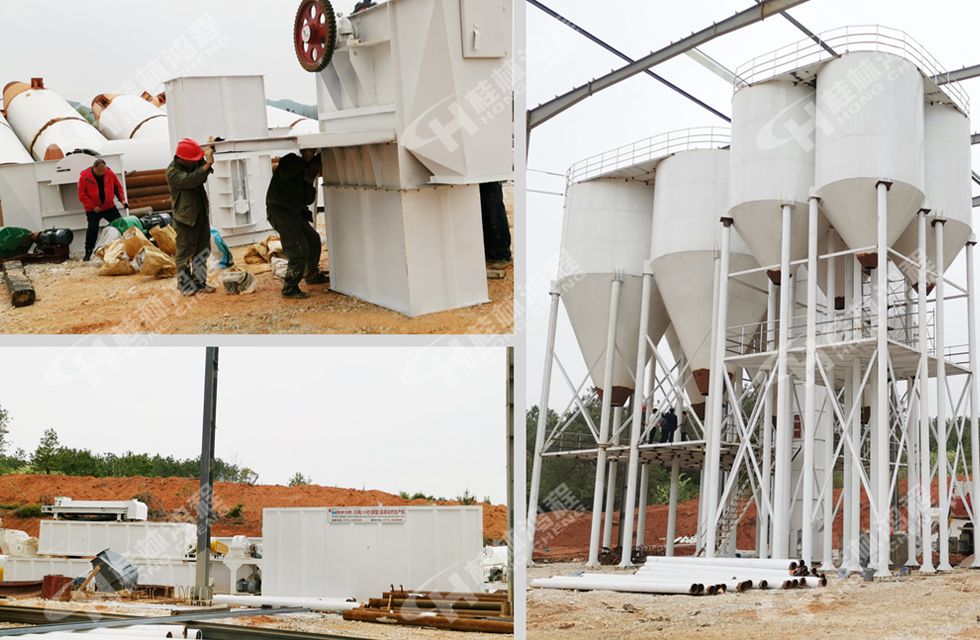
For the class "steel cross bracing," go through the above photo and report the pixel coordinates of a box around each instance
[527,0,813,130]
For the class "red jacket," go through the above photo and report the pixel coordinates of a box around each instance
[78,166,126,212]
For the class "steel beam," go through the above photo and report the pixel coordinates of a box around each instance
[935,218,952,571]
[934,63,980,85]
[527,0,730,123]
[195,346,219,604]
[527,0,813,130]
[919,210,936,573]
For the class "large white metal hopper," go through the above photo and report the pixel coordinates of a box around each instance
[3,80,107,161]
[92,94,168,141]
[558,178,670,406]
[0,110,32,165]
[891,102,972,287]
[814,51,925,268]
[651,148,769,403]
[729,80,826,280]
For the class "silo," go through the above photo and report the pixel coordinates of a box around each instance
[558,179,670,406]
[729,81,823,277]
[892,102,972,284]
[2,80,107,160]
[92,94,168,140]
[814,52,925,266]
[651,148,768,402]
[0,112,33,165]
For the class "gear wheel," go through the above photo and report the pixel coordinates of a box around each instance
[294,0,337,73]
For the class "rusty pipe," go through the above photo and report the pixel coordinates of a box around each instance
[343,609,513,634]
[369,598,502,611]
[127,184,172,199]
[383,591,507,602]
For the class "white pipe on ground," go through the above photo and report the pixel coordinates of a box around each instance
[212,594,359,612]
[76,626,186,637]
[530,575,701,595]
[643,557,797,571]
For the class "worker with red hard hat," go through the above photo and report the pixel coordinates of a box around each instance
[78,158,127,262]
[166,138,215,296]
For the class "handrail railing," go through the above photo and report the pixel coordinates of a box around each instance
[733,25,969,116]
[566,126,730,186]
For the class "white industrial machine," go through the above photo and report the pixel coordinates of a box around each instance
[296,0,512,316]
[42,497,148,521]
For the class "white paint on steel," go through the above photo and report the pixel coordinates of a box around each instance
[560,179,669,396]
[729,81,822,271]
[772,205,794,558]
[262,506,483,602]
[814,52,925,251]
[97,95,168,141]
[213,595,358,612]
[918,210,936,572]
[38,521,195,559]
[893,103,972,283]
[0,112,33,164]
[935,218,952,571]
[531,574,699,595]
[5,84,107,160]
[651,148,767,378]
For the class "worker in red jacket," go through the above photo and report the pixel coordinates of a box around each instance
[78,158,128,261]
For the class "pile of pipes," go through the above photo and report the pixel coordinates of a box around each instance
[343,589,513,634]
[124,169,173,212]
[531,557,827,595]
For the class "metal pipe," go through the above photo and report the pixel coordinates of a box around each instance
[602,407,623,550]
[773,204,794,558]
[530,575,700,595]
[906,371,920,568]
[505,345,515,616]
[874,182,891,575]
[214,595,359,612]
[637,462,650,549]
[587,274,623,567]
[526,281,559,566]
[666,354,684,558]
[823,231,836,566]
[642,556,799,569]
[801,195,819,564]
[342,609,513,634]
[705,218,734,557]
[194,346,219,604]
[619,265,653,567]
[848,356,863,571]
[367,599,502,611]
[969,238,980,569]
[760,278,777,559]
[935,218,952,571]
[918,211,936,572]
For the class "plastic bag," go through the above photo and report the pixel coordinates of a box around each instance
[220,268,257,294]
[268,239,285,261]
[270,256,289,280]
[148,225,177,257]
[136,245,176,278]
[93,226,122,260]
[243,235,281,264]
[122,226,153,259]
[98,240,136,276]
[208,229,234,271]
[108,216,144,235]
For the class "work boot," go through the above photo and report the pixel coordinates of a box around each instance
[197,284,216,294]
[305,270,330,285]
[83,252,92,262]
[282,286,310,299]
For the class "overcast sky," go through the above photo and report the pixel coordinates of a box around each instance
[0,1,360,106]
[526,0,980,414]
[0,347,508,504]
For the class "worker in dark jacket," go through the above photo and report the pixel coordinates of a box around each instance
[166,138,214,296]
[266,151,329,299]
[78,158,128,261]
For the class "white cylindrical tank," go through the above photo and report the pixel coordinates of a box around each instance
[892,102,972,285]
[0,111,33,164]
[651,148,768,398]
[814,52,925,265]
[2,81,107,160]
[100,138,172,173]
[730,81,823,273]
[558,179,670,406]
[92,94,168,140]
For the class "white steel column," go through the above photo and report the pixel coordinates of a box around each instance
[705,217,734,557]
[759,278,777,559]
[802,195,819,564]
[935,218,952,572]
[968,238,980,569]
[772,204,794,558]
[619,263,654,567]
[602,407,622,550]
[907,372,920,567]
[918,210,936,573]
[526,282,561,565]
[666,355,686,558]
[847,357,863,572]
[587,273,623,567]
[874,181,891,575]
[637,463,650,548]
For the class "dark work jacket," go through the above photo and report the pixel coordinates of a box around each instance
[266,153,316,216]
[166,157,213,226]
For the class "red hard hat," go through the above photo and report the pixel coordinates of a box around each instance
[175,138,204,162]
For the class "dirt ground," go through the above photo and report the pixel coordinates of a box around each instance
[0,474,508,541]
[0,598,509,640]
[0,186,513,335]
[527,562,980,639]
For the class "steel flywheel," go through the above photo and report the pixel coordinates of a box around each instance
[294,0,337,73]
